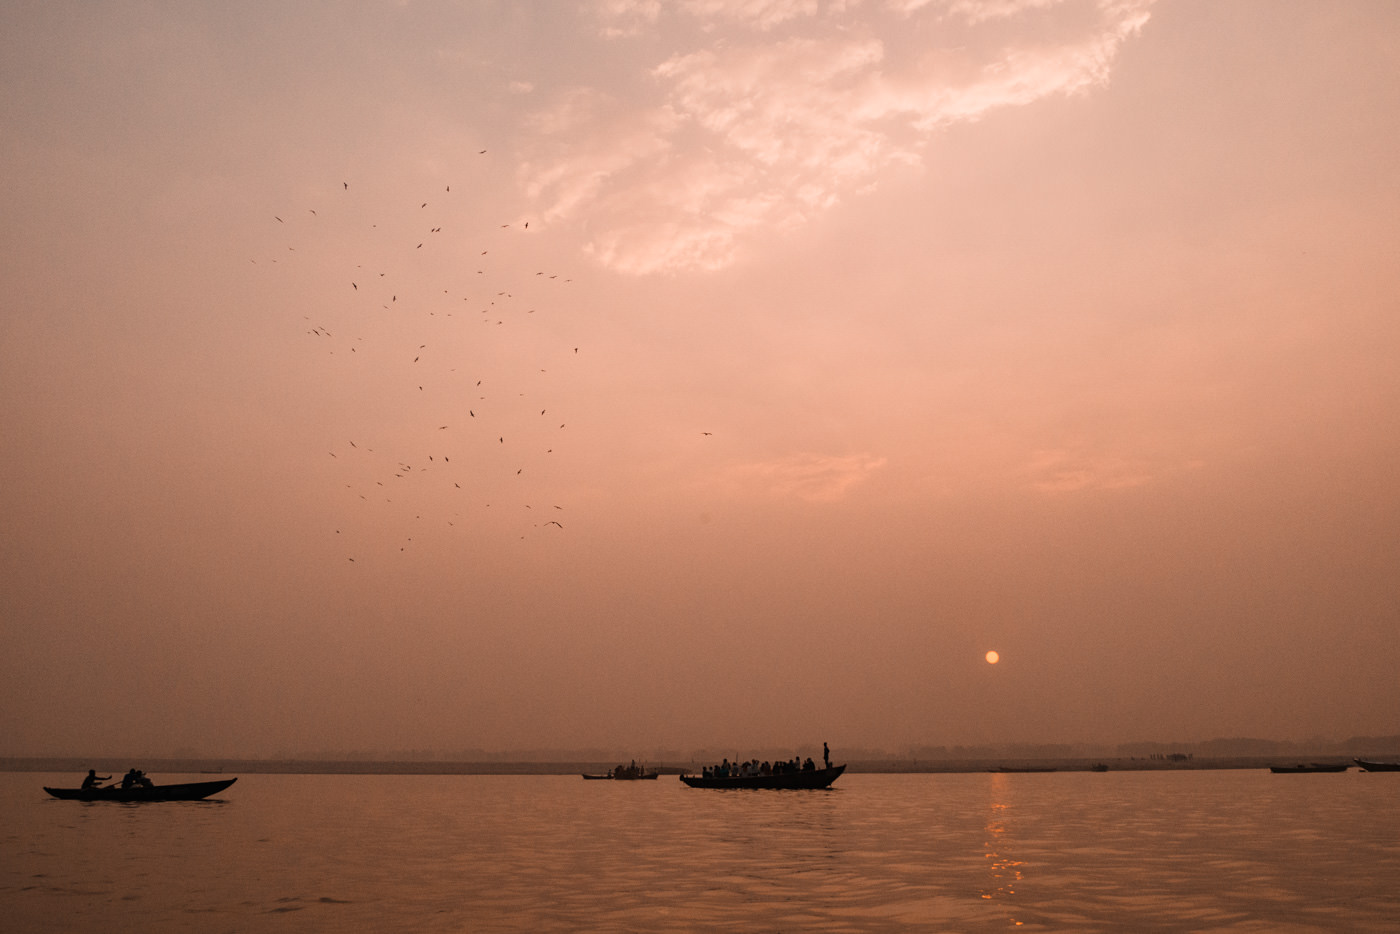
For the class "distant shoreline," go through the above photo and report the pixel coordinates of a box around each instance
[4,754,1390,776]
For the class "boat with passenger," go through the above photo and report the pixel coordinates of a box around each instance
[581,761,659,780]
[680,749,844,790]
[680,764,844,789]
[44,776,237,801]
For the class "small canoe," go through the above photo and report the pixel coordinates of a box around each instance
[1354,758,1400,772]
[680,764,844,790]
[43,778,237,801]
[1269,764,1349,773]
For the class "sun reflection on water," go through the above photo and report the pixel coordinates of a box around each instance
[981,774,1028,925]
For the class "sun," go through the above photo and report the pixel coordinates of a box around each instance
[985,650,1000,665]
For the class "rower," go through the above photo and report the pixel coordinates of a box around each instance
[80,769,111,790]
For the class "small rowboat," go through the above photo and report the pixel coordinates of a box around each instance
[43,778,237,801]
[1269,764,1349,773]
[1354,758,1400,772]
[680,764,844,790]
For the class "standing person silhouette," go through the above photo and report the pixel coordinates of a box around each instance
[823,742,831,769]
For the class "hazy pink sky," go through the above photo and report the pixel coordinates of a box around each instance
[2,0,1397,758]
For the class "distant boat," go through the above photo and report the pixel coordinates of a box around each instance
[1089,763,1110,772]
[680,764,845,790]
[1269,763,1349,774]
[992,766,1057,773]
[581,763,659,780]
[1353,758,1400,772]
[43,778,237,801]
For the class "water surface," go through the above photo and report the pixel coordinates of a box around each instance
[3,769,1396,931]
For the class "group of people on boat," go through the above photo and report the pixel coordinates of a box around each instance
[700,743,832,779]
[608,760,650,779]
[80,768,153,790]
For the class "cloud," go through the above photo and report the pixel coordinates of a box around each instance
[518,89,678,227]
[523,0,1156,273]
[940,0,1071,25]
[678,0,821,31]
[1019,444,1202,493]
[591,0,662,38]
[722,452,889,502]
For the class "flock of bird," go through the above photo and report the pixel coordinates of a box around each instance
[258,166,584,561]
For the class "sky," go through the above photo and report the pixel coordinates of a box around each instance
[2,0,1398,760]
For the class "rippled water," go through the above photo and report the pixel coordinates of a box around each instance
[3,769,1397,932]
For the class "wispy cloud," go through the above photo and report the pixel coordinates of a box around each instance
[590,0,662,38]
[721,452,889,502]
[1019,444,1203,493]
[522,0,1155,273]
[676,0,821,31]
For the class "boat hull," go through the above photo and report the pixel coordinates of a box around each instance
[43,778,237,801]
[1270,764,1349,773]
[1354,759,1400,772]
[680,764,844,789]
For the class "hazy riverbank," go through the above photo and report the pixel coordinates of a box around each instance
[6,753,1389,777]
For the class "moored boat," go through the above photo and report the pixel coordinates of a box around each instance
[1269,763,1349,773]
[1354,758,1400,772]
[680,764,845,790]
[43,778,237,801]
